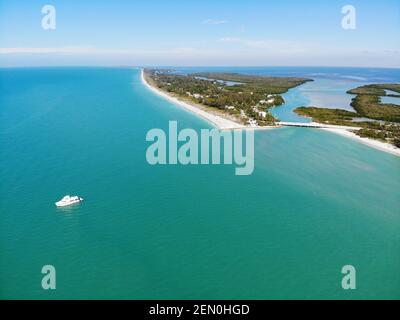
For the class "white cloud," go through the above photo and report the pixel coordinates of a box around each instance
[202,19,228,25]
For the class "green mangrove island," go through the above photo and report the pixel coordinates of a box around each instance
[295,84,400,147]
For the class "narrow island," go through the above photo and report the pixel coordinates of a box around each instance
[142,68,312,128]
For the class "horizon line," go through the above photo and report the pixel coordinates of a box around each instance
[1,65,399,70]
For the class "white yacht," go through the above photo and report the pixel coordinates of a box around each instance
[55,195,83,207]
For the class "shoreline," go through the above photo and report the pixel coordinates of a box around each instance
[140,69,400,157]
[320,127,400,157]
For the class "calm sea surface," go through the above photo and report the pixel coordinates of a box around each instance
[0,67,399,299]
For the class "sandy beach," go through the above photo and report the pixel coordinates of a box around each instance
[141,69,400,157]
[321,127,400,157]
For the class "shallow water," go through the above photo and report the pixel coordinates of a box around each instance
[381,96,400,105]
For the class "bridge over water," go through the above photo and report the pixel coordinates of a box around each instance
[277,122,361,131]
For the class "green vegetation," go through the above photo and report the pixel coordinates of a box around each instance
[350,94,400,122]
[357,124,400,144]
[295,107,358,126]
[144,69,311,126]
[192,72,312,94]
[295,83,400,146]
[295,106,400,145]
[295,82,400,147]
[345,84,400,122]
[347,84,400,95]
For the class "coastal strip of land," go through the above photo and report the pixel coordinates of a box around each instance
[142,69,313,128]
[141,69,400,157]
[141,69,247,130]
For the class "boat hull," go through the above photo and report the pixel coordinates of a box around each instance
[55,198,83,207]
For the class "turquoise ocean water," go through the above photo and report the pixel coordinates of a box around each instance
[0,67,399,299]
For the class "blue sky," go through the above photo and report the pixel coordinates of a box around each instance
[0,0,399,67]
